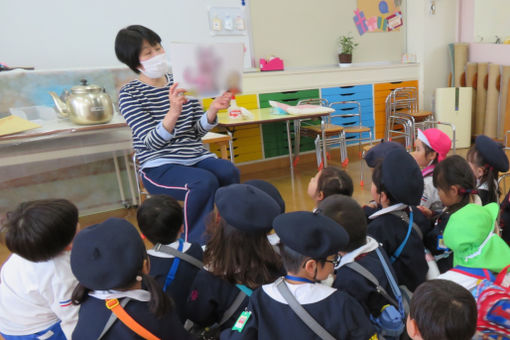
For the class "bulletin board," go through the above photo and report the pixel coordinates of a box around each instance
[356,0,403,34]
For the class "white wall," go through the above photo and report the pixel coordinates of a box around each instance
[474,0,510,43]
[407,0,458,111]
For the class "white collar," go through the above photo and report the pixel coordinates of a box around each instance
[336,237,380,269]
[147,240,192,258]
[89,289,151,301]
[262,279,337,305]
[368,203,407,220]
[267,233,280,246]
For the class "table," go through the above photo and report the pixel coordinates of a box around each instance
[217,107,330,172]
[0,114,232,208]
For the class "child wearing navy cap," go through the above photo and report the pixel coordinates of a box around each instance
[244,179,286,247]
[307,166,353,208]
[0,199,79,340]
[367,148,429,291]
[70,218,194,339]
[467,135,509,205]
[185,184,283,335]
[137,194,203,323]
[319,195,404,339]
[221,211,377,340]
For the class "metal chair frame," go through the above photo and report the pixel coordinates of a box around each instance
[385,87,435,151]
[132,153,151,206]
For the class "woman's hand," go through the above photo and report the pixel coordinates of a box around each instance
[163,82,187,132]
[416,205,433,218]
[207,92,232,123]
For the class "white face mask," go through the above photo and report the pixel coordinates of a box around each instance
[138,53,169,79]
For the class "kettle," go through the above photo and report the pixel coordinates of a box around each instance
[49,79,114,125]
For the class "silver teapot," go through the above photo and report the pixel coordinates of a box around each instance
[49,79,114,125]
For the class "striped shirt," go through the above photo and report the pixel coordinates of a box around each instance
[119,74,217,168]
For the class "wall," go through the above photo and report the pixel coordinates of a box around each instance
[249,0,405,68]
[407,0,458,111]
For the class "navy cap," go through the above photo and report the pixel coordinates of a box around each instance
[475,135,509,172]
[364,141,405,168]
[244,179,285,213]
[70,218,146,290]
[273,211,349,258]
[215,184,281,233]
[382,149,424,205]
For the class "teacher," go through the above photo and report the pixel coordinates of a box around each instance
[115,25,240,243]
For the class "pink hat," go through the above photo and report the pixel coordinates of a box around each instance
[417,128,451,162]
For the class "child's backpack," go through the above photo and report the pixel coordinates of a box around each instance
[453,265,510,339]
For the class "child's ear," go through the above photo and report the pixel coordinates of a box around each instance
[406,315,422,340]
[142,258,150,275]
[179,224,184,234]
[380,191,389,205]
[303,259,318,276]
[317,191,325,201]
[450,185,460,196]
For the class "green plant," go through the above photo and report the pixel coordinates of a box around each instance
[338,34,358,55]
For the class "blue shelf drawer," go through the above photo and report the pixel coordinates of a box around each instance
[321,84,372,99]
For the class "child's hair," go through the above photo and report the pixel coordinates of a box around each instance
[71,263,172,318]
[422,142,439,164]
[372,160,397,204]
[3,199,78,262]
[410,280,477,340]
[467,144,499,202]
[278,243,328,273]
[115,25,162,73]
[318,194,367,252]
[137,194,183,245]
[317,167,353,198]
[433,155,476,212]
[204,213,282,289]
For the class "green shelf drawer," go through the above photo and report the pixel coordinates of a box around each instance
[259,89,320,108]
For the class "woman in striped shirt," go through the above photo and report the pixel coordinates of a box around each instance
[115,25,240,243]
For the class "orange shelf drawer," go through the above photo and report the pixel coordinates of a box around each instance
[373,80,418,92]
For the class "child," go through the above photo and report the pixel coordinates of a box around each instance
[136,194,203,322]
[437,203,510,290]
[220,211,377,339]
[411,128,451,215]
[0,199,79,340]
[426,155,481,273]
[367,148,429,291]
[407,280,477,340]
[467,134,509,205]
[307,166,353,208]
[319,194,402,335]
[185,184,283,333]
[70,218,194,339]
[244,179,286,247]
[362,141,405,217]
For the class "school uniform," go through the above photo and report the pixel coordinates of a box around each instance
[421,168,443,212]
[367,204,428,291]
[220,281,376,340]
[333,237,397,317]
[72,289,194,339]
[424,209,454,273]
[185,269,250,330]
[499,190,510,245]
[147,240,203,322]
[0,252,78,339]
[436,267,495,291]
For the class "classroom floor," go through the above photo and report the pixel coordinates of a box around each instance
[0,148,373,267]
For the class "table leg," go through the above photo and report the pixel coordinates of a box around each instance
[226,129,234,163]
[294,119,301,161]
[123,151,137,207]
[112,152,128,207]
[321,118,328,168]
[286,120,294,172]
[219,142,228,160]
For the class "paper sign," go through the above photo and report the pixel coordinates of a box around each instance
[0,115,41,137]
[169,42,244,98]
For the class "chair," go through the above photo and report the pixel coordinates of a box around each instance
[385,87,435,151]
[296,98,348,169]
[330,100,374,158]
[131,153,151,206]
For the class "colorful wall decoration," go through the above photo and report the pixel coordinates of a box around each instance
[354,0,403,35]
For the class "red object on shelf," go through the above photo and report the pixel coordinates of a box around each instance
[259,57,284,71]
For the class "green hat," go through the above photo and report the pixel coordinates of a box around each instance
[444,203,510,273]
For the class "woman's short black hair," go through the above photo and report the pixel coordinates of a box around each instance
[318,167,354,198]
[410,280,477,340]
[3,199,78,262]
[115,25,162,74]
[137,194,183,245]
[318,194,367,252]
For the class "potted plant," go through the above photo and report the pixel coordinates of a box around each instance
[338,33,358,65]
